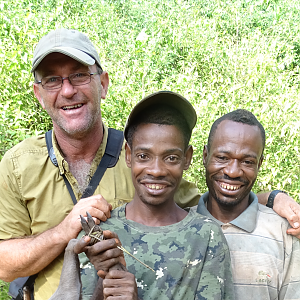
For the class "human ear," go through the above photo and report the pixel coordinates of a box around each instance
[203,145,208,167]
[125,142,132,168]
[183,145,193,170]
[258,155,264,170]
[33,83,46,109]
[100,71,109,99]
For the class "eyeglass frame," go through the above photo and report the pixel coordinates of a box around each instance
[35,71,101,90]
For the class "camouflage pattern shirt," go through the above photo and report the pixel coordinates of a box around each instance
[79,205,235,300]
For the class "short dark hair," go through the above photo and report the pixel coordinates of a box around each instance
[207,109,265,153]
[126,104,191,150]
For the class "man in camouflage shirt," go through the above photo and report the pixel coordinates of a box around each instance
[78,91,235,300]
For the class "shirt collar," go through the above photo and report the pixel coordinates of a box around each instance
[197,191,258,232]
[52,123,108,176]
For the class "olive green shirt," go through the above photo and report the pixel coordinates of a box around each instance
[0,124,200,300]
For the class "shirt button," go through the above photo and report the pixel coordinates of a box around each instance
[222,223,230,230]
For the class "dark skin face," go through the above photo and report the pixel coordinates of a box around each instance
[125,123,193,225]
[203,120,264,223]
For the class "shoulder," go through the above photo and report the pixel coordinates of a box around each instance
[0,135,47,171]
[102,205,126,226]
[257,203,290,226]
[2,135,47,160]
[189,207,222,231]
[256,203,299,247]
[186,209,228,246]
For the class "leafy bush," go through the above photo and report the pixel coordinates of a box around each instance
[0,280,11,300]
[1,0,300,298]
[0,0,299,199]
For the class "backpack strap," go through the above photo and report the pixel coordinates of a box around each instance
[45,130,77,205]
[81,128,123,198]
[11,129,124,299]
[45,128,124,201]
[8,274,38,300]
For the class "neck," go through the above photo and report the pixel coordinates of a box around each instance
[54,122,104,164]
[125,196,188,227]
[207,194,250,223]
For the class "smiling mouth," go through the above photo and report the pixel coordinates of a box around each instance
[145,184,166,190]
[220,182,241,191]
[62,104,83,110]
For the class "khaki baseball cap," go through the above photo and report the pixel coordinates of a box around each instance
[124,91,197,140]
[31,28,102,72]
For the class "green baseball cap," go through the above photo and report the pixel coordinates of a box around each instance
[124,91,197,140]
[31,28,102,72]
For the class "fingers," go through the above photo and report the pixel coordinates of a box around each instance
[57,194,112,242]
[103,230,120,240]
[272,193,300,239]
[86,238,126,272]
[273,193,300,228]
[87,235,119,255]
[286,227,300,239]
[78,194,112,221]
[73,236,91,254]
[97,269,108,279]
[289,203,300,229]
[286,203,300,239]
[103,271,138,300]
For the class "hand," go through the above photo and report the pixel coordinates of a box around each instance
[103,270,138,300]
[57,194,112,243]
[273,193,300,239]
[74,231,126,278]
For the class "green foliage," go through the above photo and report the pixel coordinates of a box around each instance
[0,0,299,198]
[0,280,11,300]
[1,0,300,298]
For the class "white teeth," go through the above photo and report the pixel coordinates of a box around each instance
[62,104,83,110]
[220,183,240,191]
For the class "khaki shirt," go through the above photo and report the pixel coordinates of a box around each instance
[0,124,200,300]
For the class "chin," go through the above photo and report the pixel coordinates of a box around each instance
[215,196,244,207]
[139,194,168,207]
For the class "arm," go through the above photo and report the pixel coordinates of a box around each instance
[257,192,300,238]
[196,224,235,300]
[0,194,111,282]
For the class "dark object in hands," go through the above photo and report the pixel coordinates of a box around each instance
[80,211,127,273]
[80,212,104,245]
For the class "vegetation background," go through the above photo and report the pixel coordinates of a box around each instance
[0,0,300,298]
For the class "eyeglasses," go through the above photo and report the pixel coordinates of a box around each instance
[36,72,99,90]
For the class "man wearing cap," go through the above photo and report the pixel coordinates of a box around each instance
[0,29,199,300]
[0,28,298,300]
[76,91,235,300]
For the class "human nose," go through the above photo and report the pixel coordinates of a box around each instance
[223,159,243,178]
[60,77,77,98]
[146,157,167,177]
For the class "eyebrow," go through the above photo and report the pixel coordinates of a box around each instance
[134,147,184,154]
[217,150,258,159]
